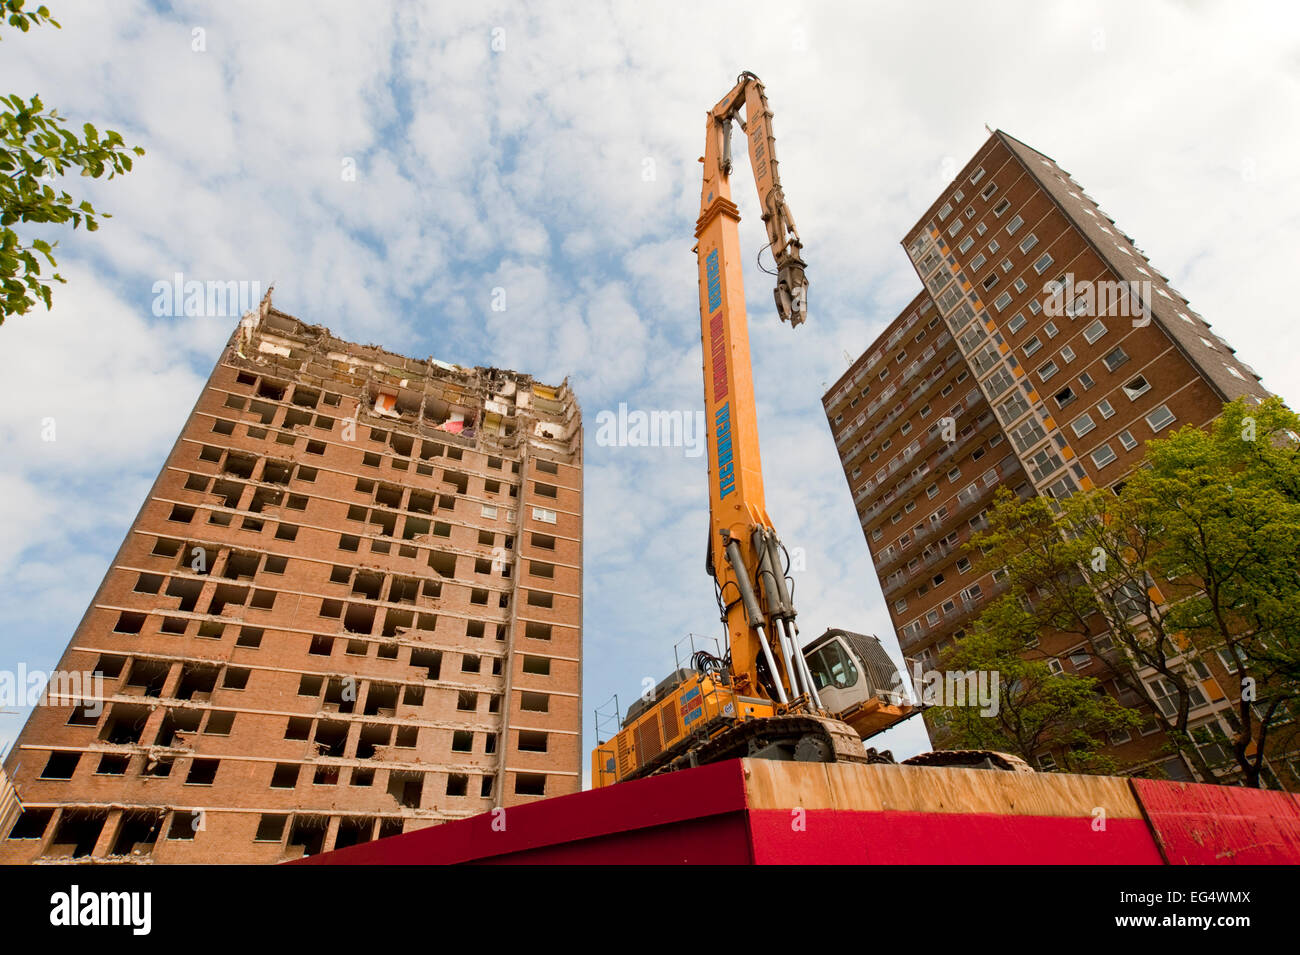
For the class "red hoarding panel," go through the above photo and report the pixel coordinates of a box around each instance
[748,810,1164,865]
[1130,778,1300,865]
[473,814,753,865]
[295,758,749,865]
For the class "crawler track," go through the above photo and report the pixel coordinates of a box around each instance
[647,715,870,779]
[900,749,1034,773]
[627,717,1034,784]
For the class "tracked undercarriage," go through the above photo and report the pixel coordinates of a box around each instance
[621,712,1032,783]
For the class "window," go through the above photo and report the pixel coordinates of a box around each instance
[996,391,1031,424]
[186,759,219,785]
[1096,398,1115,419]
[1059,345,1075,363]
[1019,233,1038,254]
[531,507,557,524]
[1023,336,1042,357]
[1104,346,1131,373]
[1029,446,1063,481]
[1010,417,1046,452]
[984,366,1015,398]
[1033,253,1054,274]
[1012,277,1026,293]
[1071,413,1096,437]
[981,273,999,291]
[969,167,985,184]
[993,291,1012,311]
[1043,320,1059,339]
[1117,429,1138,450]
[1007,313,1026,333]
[993,199,1010,217]
[1147,676,1208,717]
[1054,386,1076,409]
[956,557,971,573]
[1122,375,1150,400]
[1216,648,1242,674]
[270,764,299,789]
[1083,319,1107,344]
[1006,214,1023,235]
[970,253,987,272]
[1079,371,1095,390]
[958,236,974,253]
[894,598,907,613]
[1037,360,1059,381]
[1091,444,1117,468]
[981,182,999,201]
[1145,404,1176,432]
[937,202,953,221]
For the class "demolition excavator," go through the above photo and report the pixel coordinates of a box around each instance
[592,73,954,787]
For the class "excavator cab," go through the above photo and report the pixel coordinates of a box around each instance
[803,629,915,740]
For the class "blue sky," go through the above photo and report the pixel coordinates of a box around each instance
[3,0,1300,773]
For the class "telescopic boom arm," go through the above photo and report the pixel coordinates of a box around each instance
[694,72,817,710]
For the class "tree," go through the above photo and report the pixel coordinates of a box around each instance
[963,396,1300,788]
[929,599,1143,774]
[967,484,1220,781]
[1,1,144,323]
[1124,396,1300,787]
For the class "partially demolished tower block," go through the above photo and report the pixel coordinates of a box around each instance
[0,299,583,863]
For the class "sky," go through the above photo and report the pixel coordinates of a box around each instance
[2,0,1299,775]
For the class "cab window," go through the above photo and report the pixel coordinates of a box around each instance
[807,641,859,690]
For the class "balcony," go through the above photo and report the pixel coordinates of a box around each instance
[858,410,997,527]
[874,455,1022,583]
[895,579,1012,649]
[839,354,964,465]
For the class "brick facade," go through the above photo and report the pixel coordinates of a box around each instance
[1,300,583,862]
[824,131,1293,786]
